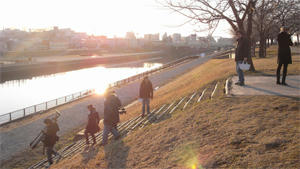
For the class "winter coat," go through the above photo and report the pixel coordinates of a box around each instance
[139,79,153,99]
[104,94,121,126]
[235,37,250,61]
[277,31,293,64]
[43,122,59,147]
[85,111,100,134]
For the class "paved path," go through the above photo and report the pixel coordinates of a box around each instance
[0,54,214,162]
[230,75,300,97]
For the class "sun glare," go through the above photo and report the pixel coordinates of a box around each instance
[94,86,107,95]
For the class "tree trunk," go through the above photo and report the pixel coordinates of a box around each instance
[259,33,266,58]
[251,38,256,58]
[246,0,256,72]
[271,38,274,45]
[264,38,267,57]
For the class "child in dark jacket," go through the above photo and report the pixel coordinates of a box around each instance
[85,104,100,146]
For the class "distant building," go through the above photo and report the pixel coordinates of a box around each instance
[190,34,197,42]
[217,37,234,47]
[172,33,181,43]
[126,32,136,40]
[49,40,69,50]
[0,40,8,56]
[184,34,197,45]
[144,33,160,41]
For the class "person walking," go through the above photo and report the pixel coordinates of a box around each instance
[234,31,250,86]
[139,76,153,117]
[42,118,61,167]
[84,104,100,146]
[101,90,121,146]
[277,27,293,85]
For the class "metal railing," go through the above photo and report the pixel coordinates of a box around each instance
[0,90,94,125]
[0,50,228,126]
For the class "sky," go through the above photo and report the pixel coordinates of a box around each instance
[0,0,232,38]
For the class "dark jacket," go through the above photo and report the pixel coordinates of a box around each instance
[278,31,293,64]
[104,94,121,126]
[139,79,153,99]
[235,37,250,61]
[85,111,100,134]
[43,122,59,147]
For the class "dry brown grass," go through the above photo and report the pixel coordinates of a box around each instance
[3,46,300,169]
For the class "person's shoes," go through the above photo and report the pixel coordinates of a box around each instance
[114,135,121,140]
[235,82,245,86]
[276,81,281,85]
[45,163,52,168]
[282,82,288,86]
[99,142,107,147]
[56,154,62,163]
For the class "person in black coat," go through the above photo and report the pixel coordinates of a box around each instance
[234,31,250,86]
[84,104,100,146]
[139,76,153,116]
[42,118,61,166]
[277,27,293,85]
[101,90,121,146]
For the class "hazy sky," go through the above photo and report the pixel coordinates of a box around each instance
[0,0,232,38]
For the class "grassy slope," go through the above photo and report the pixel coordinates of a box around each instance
[2,46,299,168]
[52,46,299,169]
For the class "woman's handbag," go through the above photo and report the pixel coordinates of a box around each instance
[238,61,250,70]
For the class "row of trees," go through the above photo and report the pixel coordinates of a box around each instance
[162,0,300,71]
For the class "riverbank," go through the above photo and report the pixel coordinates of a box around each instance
[0,51,163,83]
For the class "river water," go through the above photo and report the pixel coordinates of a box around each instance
[0,62,162,116]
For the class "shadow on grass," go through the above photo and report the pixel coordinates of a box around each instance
[81,145,100,164]
[104,140,129,169]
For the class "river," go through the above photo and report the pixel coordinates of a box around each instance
[0,60,162,116]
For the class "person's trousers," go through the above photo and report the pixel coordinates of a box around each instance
[142,98,150,115]
[84,130,96,145]
[236,61,245,83]
[276,63,288,83]
[102,124,120,145]
[46,146,59,165]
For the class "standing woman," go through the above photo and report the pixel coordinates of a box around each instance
[85,104,100,146]
[277,27,293,85]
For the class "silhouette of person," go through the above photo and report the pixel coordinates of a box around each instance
[84,104,100,146]
[277,27,293,85]
[139,76,153,117]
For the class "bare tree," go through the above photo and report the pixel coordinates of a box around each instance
[162,0,257,71]
[253,0,300,57]
[253,0,278,58]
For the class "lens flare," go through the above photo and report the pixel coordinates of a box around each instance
[94,86,107,95]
